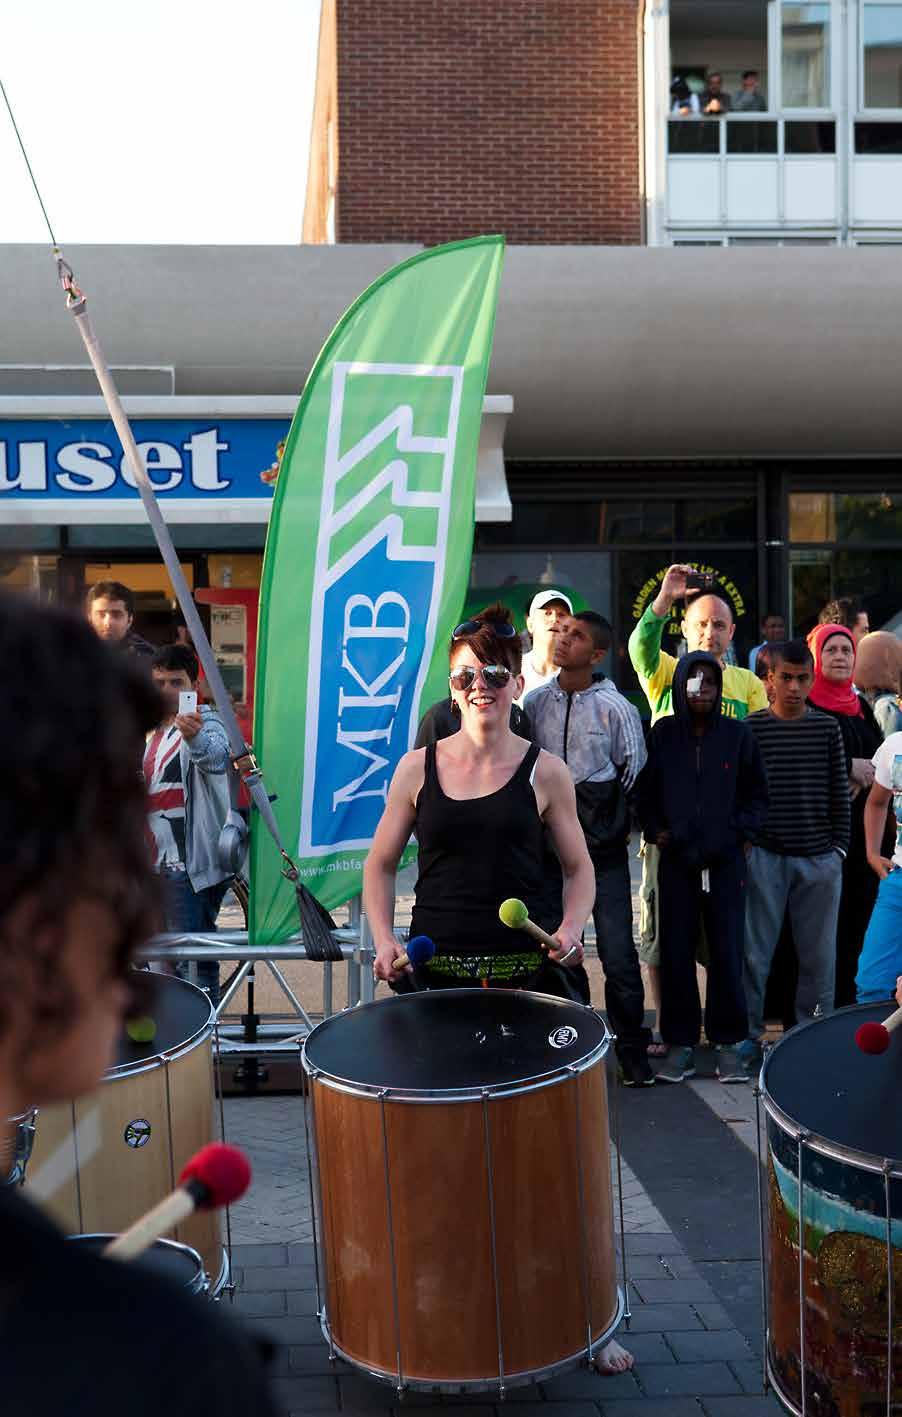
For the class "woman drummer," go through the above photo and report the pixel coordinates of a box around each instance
[365,604,596,996]
[364,604,634,1375]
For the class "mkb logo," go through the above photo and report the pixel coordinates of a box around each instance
[300,362,464,857]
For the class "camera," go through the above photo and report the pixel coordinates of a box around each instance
[685,571,715,592]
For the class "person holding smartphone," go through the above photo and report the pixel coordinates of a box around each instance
[145,644,232,1003]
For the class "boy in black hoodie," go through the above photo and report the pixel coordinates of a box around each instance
[638,652,769,1082]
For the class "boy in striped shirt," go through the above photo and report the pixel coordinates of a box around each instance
[739,639,850,1076]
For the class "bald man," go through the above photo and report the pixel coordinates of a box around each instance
[629,565,767,724]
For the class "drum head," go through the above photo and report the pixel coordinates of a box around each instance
[303,988,608,1095]
[762,1003,902,1165]
[112,972,213,1072]
[68,1234,205,1291]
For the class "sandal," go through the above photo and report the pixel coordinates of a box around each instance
[647,1034,669,1057]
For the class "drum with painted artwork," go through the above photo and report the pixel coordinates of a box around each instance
[761,1004,902,1416]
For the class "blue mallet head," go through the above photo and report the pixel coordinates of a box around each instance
[406,935,436,966]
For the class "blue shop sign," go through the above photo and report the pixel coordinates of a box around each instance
[0,419,289,501]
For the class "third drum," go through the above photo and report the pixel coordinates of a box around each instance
[302,987,623,1393]
[760,1003,902,1416]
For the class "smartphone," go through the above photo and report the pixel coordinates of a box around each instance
[685,571,715,592]
[178,690,198,716]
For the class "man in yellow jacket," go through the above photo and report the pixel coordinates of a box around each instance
[629,564,767,723]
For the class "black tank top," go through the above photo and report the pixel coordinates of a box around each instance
[410,741,558,957]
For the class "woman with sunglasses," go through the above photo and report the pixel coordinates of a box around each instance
[364,604,596,999]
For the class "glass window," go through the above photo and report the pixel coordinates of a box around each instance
[790,490,902,541]
[863,4,902,107]
[678,497,758,540]
[785,119,836,151]
[667,120,720,155]
[726,120,778,153]
[782,3,830,107]
[65,522,268,550]
[855,119,902,150]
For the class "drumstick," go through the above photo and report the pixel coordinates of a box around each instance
[392,935,436,971]
[855,1005,902,1055]
[498,898,562,953]
[104,1143,251,1262]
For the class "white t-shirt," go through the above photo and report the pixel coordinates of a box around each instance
[872,731,902,868]
[518,650,558,703]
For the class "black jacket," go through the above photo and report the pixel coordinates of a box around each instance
[637,651,769,869]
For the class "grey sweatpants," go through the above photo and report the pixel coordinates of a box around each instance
[743,845,843,1040]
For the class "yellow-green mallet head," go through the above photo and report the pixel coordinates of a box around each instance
[499,897,529,930]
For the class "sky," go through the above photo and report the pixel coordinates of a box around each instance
[0,0,321,244]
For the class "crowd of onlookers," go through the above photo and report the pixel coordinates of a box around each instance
[671,69,767,117]
[415,574,902,1087]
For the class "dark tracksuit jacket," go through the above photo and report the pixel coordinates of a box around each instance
[637,652,769,1047]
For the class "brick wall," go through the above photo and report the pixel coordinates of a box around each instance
[333,0,643,245]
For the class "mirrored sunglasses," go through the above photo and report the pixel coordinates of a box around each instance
[449,663,512,692]
[452,619,518,640]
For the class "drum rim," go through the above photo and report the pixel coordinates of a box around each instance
[760,1007,902,1176]
[67,1233,208,1294]
[107,975,214,1078]
[318,1285,625,1392]
[302,988,611,1102]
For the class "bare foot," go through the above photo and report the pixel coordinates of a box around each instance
[594,1338,634,1374]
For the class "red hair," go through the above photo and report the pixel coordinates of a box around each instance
[449,602,522,675]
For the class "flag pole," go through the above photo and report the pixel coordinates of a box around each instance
[55,255,339,959]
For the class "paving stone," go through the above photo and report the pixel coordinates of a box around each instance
[232,1242,289,1266]
[268,1374,340,1410]
[693,1304,734,1331]
[231,1288,289,1316]
[666,1331,753,1364]
[621,1233,685,1256]
[597,1402,701,1416]
[240,1312,325,1345]
[620,1303,704,1333]
[287,1287,321,1315]
[620,1332,675,1366]
[623,1253,685,1279]
[694,1262,762,1305]
[630,1278,718,1306]
[340,1376,411,1409]
[241,1262,318,1292]
[718,1301,764,1337]
[727,1360,767,1395]
[697,1398,783,1416]
[540,1403,606,1417]
[541,1369,641,1401]
[639,1362,741,1398]
[288,1344,350,1375]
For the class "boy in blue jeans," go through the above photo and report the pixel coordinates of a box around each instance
[857,731,902,1000]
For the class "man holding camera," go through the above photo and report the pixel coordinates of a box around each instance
[629,564,768,723]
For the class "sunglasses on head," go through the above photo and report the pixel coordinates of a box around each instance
[452,619,518,640]
[449,663,512,692]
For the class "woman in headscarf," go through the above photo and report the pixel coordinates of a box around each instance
[853,630,902,740]
[807,623,884,1006]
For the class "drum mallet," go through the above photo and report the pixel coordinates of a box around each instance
[392,934,436,972]
[855,1006,902,1055]
[499,898,578,962]
[104,1143,251,1262]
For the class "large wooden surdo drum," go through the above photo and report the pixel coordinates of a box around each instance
[761,1004,902,1416]
[25,973,227,1296]
[302,988,622,1393]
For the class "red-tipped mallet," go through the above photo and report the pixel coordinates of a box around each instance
[855,1005,902,1056]
[104,1143,251,1261]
